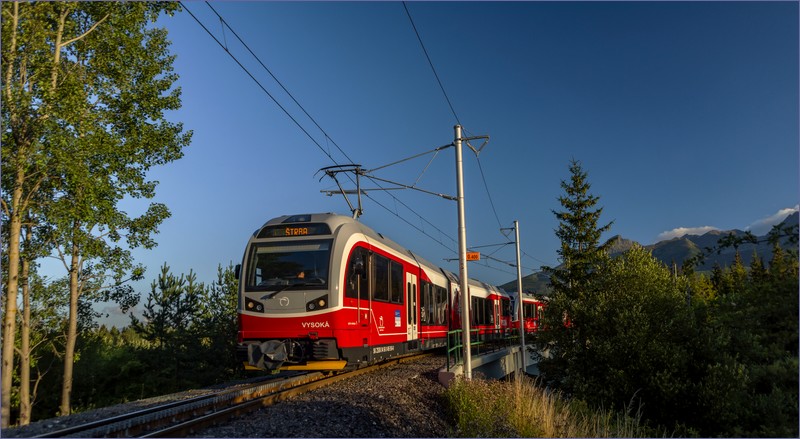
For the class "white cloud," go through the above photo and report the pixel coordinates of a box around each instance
[745,205,799,236]
[657,226,719,241]
[656,205,799,243]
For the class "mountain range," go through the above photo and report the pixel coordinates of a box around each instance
[499,212,799,294]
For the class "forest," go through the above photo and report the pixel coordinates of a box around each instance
[535,160,798,437]
[4,264,240,423]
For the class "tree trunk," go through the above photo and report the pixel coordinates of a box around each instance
[59,238,80,417]
[2,183,24,427]
[19,224,32,426]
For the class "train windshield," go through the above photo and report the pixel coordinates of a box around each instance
[246,239,332,291]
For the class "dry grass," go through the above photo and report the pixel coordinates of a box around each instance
[444,375,665,437]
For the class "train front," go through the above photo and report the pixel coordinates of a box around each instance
[237,214,345,372]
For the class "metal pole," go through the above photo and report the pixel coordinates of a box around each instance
[514,220,526,373]
[455,124,472,379]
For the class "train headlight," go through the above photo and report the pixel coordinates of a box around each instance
[307,294,328,312]
[245,297,265,313]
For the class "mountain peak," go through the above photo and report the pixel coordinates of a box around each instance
[605,235,637,255]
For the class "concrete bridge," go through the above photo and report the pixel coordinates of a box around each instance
[438,338,542,386]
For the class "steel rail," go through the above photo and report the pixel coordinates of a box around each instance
[35,353,432,438]
[33,372,318,438]
[144,353,433,438]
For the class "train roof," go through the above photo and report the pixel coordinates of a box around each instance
[258,213,504,292]
[258,213,443,267]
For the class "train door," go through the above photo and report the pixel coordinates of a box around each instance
[349,247,370,329]
[406,272,418,340]
[494,300,501,331]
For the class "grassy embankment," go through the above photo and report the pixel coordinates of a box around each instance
[444,375,667,437]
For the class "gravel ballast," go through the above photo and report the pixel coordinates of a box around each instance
[2,354,455,438]
[194,354,453,437]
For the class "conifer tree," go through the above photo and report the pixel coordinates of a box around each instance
[549,159,614,294]
[537,159,613,387]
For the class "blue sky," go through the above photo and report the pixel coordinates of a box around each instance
[75,2,797,322]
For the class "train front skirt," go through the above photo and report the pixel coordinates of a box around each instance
[247,340,288,370]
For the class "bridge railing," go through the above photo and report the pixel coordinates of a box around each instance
[445,328,519,371]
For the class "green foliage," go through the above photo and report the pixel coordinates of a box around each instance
[444,377,516,437]
[571,245,696,428]
[2,1,192,420]
[541,236,799,436]
[70,326,150,410]
[129,263,241,395]
[36,0,192,294]
[689,241,799,437]
[193,264,241,384]
[536,159,798,437]
[129,263,202,393]
[18,263,241,421]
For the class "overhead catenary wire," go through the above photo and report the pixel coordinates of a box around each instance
[181,2,341,166]
[402,1,461,126]
[402,3,509,243]
[186,3,538,276]
[476,156,505,232]
[203,1,357,166]
[361,192,456,253]
[184,2,460,252]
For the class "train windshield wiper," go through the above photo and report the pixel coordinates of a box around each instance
[261,283,305,300]
[260,278,324,300]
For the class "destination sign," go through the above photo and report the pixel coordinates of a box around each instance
[257,223,332,238]
[285,227,309,236]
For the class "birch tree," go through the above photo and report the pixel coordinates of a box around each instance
[2,1,190,423]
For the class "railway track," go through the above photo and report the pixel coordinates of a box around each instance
[35,353,431,438]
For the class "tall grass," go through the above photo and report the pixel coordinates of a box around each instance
[444,375,666,437]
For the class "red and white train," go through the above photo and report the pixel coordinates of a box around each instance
[236,213,513,371]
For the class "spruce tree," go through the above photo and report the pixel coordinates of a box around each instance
[536,159,613,388]
[550,159,613,294]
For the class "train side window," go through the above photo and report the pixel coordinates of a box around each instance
[423,282,437,325]
[525,303,535,319]
[471,296,491,325]
[346,247,369,299]
[373,254,389,302]
[428,284,436,325]
[420,281,431,324]
[502,299,511,317]
[437,286,448,325]
[389,261,403,304]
